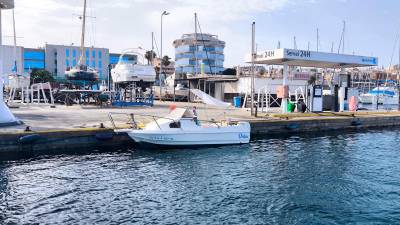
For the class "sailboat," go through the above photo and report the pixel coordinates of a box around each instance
[0,61,20,127]
[8,8,30,92]
[65,0,98,82]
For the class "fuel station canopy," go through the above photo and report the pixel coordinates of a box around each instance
[248,48,378,68]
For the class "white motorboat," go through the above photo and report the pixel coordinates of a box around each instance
[111,49,156,83]
[112,108,250,146]
[359,86,399,104]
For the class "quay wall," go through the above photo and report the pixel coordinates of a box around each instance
[1,115,400,157]
[251,115,400,135]
[0,128,133,157]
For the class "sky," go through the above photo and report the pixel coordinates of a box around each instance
[1,0,400,68]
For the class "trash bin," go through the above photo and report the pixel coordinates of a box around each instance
[233,96,241,108]
[287,102,295,112]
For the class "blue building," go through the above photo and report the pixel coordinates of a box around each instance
[173,33,225,75]
[19,46,139,81]
[23,48,45,72]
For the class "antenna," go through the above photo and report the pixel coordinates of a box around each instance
[316,28,319,52]
[331,42,334,53]
[337,20,346,54]
[277,41,281,49]
[293,36,297,49]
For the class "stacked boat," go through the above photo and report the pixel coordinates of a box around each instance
[111,49,156,83]
[359,86,399,105]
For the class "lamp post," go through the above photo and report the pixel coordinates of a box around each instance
[160,10,170,101]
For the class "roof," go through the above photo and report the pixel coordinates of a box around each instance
[247,48,378,68]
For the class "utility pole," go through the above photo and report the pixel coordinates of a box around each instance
[317,28,319,52]
[0,9,2,46]
[12,9,17,74]
[151,32,154,65]
[251,22,255,116]
[160,11,170,101]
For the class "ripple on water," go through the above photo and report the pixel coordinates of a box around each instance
[1,129,400,224]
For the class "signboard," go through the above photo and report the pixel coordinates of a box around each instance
[250,48,378,68]
[293,72,311,80]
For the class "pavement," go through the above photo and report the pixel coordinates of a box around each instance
[3,101,400,134]
[2,101,255,134]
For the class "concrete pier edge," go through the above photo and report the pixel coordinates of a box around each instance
[1,113,400,157]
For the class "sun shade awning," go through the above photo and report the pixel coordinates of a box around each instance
[165,108,194,121]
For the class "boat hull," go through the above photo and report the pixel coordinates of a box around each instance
[111,64,156,83]
[359,94,399,104]
[124,123,251,146]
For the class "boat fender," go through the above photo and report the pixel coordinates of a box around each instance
[351,119,362,126]
[95,132,114,141]
[285,123,299,130]
[18,134,42,145]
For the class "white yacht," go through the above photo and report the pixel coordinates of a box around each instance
[111,49,156,83]
[359,86,399,104]
[113,108,250,146]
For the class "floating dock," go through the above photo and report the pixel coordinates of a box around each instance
[1,102,400,157]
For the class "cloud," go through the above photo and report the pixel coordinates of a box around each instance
[2,0,292,66]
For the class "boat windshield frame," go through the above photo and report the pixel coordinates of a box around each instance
[118,49,146,65]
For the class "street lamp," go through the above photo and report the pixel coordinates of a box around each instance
[160,10,170,101]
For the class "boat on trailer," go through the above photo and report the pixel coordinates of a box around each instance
[111,108,250,146]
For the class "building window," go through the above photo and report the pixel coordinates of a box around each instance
[98,51,102,59]
[91,61,95,68]
[73,59,76,66]
[66,60,70,67]
[73,49,76,58]
[66,49,70,57]
[92,50,95,59]
[85,50,89,58]
[86,59,89,66]
[98,61,102,68]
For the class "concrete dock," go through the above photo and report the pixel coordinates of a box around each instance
[2,101,400,156]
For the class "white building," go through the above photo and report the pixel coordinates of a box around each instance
[45,44,109,81]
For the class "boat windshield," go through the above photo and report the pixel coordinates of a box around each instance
[165,108,194,121]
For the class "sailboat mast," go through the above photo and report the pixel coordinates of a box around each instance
[79,0,87,66]
[398,39,400,81]
[12,9,17,74]
[194,13,198,76]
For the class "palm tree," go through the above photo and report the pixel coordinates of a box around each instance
[144,50,157,65]
[162,55,171,67]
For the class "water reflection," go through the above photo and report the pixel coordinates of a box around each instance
[0,129,400,224]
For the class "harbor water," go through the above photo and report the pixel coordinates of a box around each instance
[1,129,400,224]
